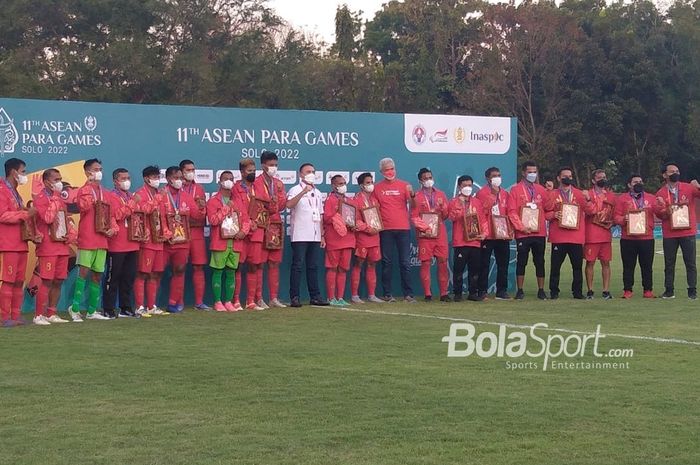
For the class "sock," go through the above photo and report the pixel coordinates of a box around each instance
[11,284,23,320]
[147,278,159,308]
[326,269,337,301]
[255,268,263,301]
[193,267,205,305]
[134,276,145,308]
[0,283,12,321]
[87,281,101,314]
[212,269,223,302]
[366,264,377,297]
[351,264,362,296]
[234,270,242,303]
[36,282,50,317]
[168,273,185,305]
[224,269,236,302]
[268,264,280,300]
[336,271,347,301]
[420,261,432,297]
[245,270,257,305]
[46,307,56,317]
[72,276,86,309]
[438,261,449,297]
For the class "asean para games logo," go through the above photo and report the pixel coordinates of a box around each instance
[84,115,98,132]
[0,108,19,156]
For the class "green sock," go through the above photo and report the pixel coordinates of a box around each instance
[212,269,223,302]
[224,269,236,302]
[87,281,101,314]
[72,276,86,309]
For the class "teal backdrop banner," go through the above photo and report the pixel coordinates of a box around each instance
[0,98,517,309]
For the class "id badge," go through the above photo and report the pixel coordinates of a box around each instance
[491,204,501,216]
[312,209,321,222]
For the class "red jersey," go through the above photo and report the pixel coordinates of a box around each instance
[256,173,286,222]
[162,186,204,250]
[233,180,268,243]
[207,190,250,252]
[654,182,700,238]
[411,187,449,246]
[584,188,616,244]
[33,189,74,257]
[0,180,30,252]
[614,191,655,241]
[544,187,592,245]
[182,181,207,239]
[323,192,356,251]
[107,189,141,253]
[134,185,170,252]
[374,178,412,230]
[507,181,548,238]
[476,186,511,240]
[448,195,490,248]
[77,181,118,250]
[351,191,381,249]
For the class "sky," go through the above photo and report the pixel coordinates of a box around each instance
[269,0,387,43]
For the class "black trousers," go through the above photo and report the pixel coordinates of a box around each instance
[549,243,583,296]
[620,239,654,292]
[479,239,510,294]
[453,246,481,296]
[103,251,138,311]
[663,236,697,293]
[516,236,546,278]
[290,241,322,300]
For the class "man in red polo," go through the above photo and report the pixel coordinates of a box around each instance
[584,169,616,300]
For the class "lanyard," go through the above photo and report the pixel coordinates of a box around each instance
[184,181,195,196]
[166,189,181,213]
[90,185,103,201]
[668,185,679,204]
[559,188,572,203]
[421,188,435,211]
[241,182,255,199]
[631,192,645,210]
[461,196,472,214]
[113,188,131,204]
[523,182,535,202]
[360,191,371,208]
[4,179,23,208]
[263,174,275,198]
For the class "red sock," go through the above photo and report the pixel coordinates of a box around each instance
[336,270,347,300]
[245,270,257,305]
[46,306,56,317]
[366,264,377,296]
[11,284,24,320]
[147,278,159,308]
[134,276,145,308]
[326,269,337,301]
[268,264,280,300]
[169,273,185,305]
[35,282,49,317]
[420,261,432,297]
[351,264,362,296]
[438,261,449,297]
[0,282,12,322]
[234,269,242,303]
[193,267,205,305]
[256,268,263,301]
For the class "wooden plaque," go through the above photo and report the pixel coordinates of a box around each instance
[491,215,513,240]
[249,196,270,229]
[627,210,647,236]
[264,220,283,250]
[340,202,357,228]
[464,213,481,241]
[670,204,691,230]
[50,210,68,242]
[560,203,580,230]
[149,210,166,243]
[94,199,111,234]
[418,212,440,238]
[167,213,190,244]
[20,214,38,242]
[128,211,148,242]
[592,200,615,229]
[361,206,383,232]
[220,212,240,240]
[520,205,540,232]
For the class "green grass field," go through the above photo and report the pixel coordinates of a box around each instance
[1,241,700,465]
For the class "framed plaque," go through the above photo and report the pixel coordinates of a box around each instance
[520,205,540,232]
[627,210,647,236]
[418,212,439,238]
[560,203,580,230]
[220,212,240,240]
[128,211,148,242]
[149,210,166,243]
[670,204,691,230]
[167,213,190,244]
[20,214,38,242]
[249,196,270,229]
[464,213,481,241]
[362,206,383,232]
[264,220,283,250]
[592,200,615,229]
[50,210,68,242]
[491,215,513,240]
[340,202,357,228]
[94,200,111,234]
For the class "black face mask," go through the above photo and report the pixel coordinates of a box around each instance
[561,177,573,186]
[595,179,607,188]
[669,173,680,183]
[245,173,256,183]
[633,183,644,194]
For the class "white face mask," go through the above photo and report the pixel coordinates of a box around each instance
[490,176,502,188]
[422,179,434,189]
[461,186,473,197]
[183,171,195,181]
[51,181,63,192]
[171,179,183,190]
[336,185,347,195]
[266,166,278,177]
[220,179,234,190]
[148,178,160,189]
[304,173,316,184]
[363,183,375,193]
[120,180,131,191]
[526,172,538,183]
[92,171,103,182]
[16,174,28,186]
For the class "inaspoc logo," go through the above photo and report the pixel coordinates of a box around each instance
[442,323,633,371]
[470,131,504,143]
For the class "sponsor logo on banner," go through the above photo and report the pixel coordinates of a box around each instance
[195,169,213,184]
[326,171,350,184]
[404,114,511,154]
[412,125,426,145]
[0,108,19,155]
[351,171,376,184]
[278,170,297,185]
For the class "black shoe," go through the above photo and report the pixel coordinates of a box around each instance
[467,293,482,302]
[661,290,675,299]
[119,309,137,318]
[290,297,302,308]
[602,291,613,300]
[478,291,488,300]
[586,290,594,300]
[424,295,432,302]
[440,295,452,302]
[550,292,559,300]
[689,292,698,300]
[453,294,463,302]
[102,309,117,319]
[515,289,525,300]
[537,289,548,300]
[573,293,585,300]
[310,298,329,306]
[495,291,511,300]
[384,295,397,303]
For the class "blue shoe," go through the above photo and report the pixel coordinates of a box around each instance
[336,299,350,306]
[2,320,16,328]
[194,303,211,311]
[167,304,182,313]
[177,304,185,312]
[329,298,341,307]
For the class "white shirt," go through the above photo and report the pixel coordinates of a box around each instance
[287,182,323,242]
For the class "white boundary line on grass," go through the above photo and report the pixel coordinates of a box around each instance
[312,306,700,347]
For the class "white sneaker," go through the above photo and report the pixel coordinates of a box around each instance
[33,315,51,326]
[86,312,111,320]
[148,306,164,315]
[135,306,152,318]
[256,299,270,309]
[47,315,69,324]
[68,306,83,323]
[269,298,287,308]
[367,295,385,303]
[350,295,365,304]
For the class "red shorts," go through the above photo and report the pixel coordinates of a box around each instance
[355,246,381,262]
[38,255,69,280]
[585,242,612,262]
[139,249,165,273]
[325,248,353,270]
[189,237,208,265]
[245,241,268,265]
[165,247,189,267]
[0,251,28,284]
[266,246,282,263]
[418,240,449,261]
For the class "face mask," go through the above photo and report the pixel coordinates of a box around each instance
[220,179,234,190]
[245,173,256,183]
[171,179,183,190]
[304,173,316,184]
[526,172,538,183]
[632,183,644,194]
[120,180,131,191]
[561,177,573,186]
[16,174,28,186]
[422,179,434,189]
[183,171,195,181]
[461,186,473,197]
[266,166,278,177]
[383,168,396,180]
[669,173,680,183]
[336,185,347,195]
[92,171,103,182]
[490,176,502,188]
[148,178,160,189]
[595,179,607,188]
[363,183,375,193]
[52,181,63,193]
